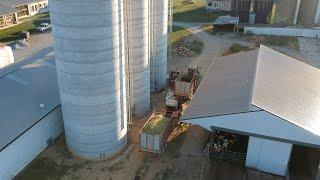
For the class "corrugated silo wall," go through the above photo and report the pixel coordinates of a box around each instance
[150,0,169,92]
[50,0,127,160]
[125,0,151,116]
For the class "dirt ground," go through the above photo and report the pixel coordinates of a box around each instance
[16,92,210,180]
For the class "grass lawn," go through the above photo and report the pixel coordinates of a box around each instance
[263,36,299,50]
[224,43,253,55]
[244,33,300,50]
[171,25,193,45]
[0,13,50,43]
[173,0,229,22]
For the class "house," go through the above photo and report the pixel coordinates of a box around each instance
[0,51,63,180]
[206,0,232,12]
[0,0,49,28]
[0,5,18,28]
[231,0,320,25]
[181,45,320,177]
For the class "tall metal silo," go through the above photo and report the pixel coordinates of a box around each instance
[150,0,169,92]
[49,0,127,160]
[124,0,150,117]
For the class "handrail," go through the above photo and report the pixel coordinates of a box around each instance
[210,150,246,164]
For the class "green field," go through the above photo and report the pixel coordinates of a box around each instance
[244,33,300,50]
[0,13,50,43]
[173,0,229,22]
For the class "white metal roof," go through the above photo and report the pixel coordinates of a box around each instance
[182,45,320,146]
[182,50,259,119]
[0,51,60,151]
[253,46,320,137]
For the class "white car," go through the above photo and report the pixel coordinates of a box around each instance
[36,23,52,32]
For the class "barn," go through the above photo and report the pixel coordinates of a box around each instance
[0,53,63,180]
[181,45,320,177]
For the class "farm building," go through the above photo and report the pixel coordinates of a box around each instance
[0,4,18,28]
[0,46,14,68]
[181,45,320,177]
[0,0,49,28]
[0,53,63,180]
[231,0,320,25]
[205,0,231,12]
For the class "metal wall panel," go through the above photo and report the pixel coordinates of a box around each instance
[245,136,262,168]
[184,111,320,148]
[0,106,63,180]
[150,0,168,91]
[315,0,320,24]
[50,0,128,159]
[246,137,292,176]
[316,162,320,180]
[125,0,151,116]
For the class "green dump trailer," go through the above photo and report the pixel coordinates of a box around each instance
[139,113,173,154]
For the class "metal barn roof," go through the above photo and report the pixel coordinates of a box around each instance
[182,49,259,120]
[0,3,15,16]
[0,51,60,151]
[182,45,320,146]
[253,46,320,137]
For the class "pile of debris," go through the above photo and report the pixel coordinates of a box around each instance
[173,37,202,57]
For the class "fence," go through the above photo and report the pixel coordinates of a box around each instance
[210,150,246,164]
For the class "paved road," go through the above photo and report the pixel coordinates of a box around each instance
[10,31,53,63]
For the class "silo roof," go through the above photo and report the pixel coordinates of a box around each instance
[0,50,60,151]
[182,45,320,142]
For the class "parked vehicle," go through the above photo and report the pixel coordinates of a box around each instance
[139,112,175,154]
[36,23,52,32]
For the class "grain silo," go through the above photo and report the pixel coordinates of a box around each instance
[150,0,169,92]
[50,0,127,160]
[124,0,150,116]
